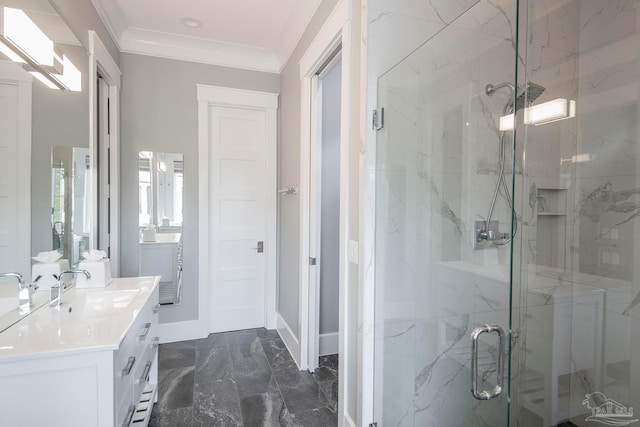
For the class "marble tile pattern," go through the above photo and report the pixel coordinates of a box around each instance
[149,328,338,427]
[370,0,640,426]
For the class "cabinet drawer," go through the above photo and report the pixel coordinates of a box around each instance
[115,330,137,405]
[116,385,135,427]
[133,342,157,405]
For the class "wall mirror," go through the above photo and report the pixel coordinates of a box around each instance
[138,151,183,305]
[51,147,91,266]
[0,0,90,329]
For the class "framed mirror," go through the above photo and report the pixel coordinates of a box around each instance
[138,151,183,304]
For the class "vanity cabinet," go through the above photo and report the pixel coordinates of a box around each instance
[139,233,182,304]
[0,277,160,427]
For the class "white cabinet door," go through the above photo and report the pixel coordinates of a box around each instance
[208,105,266,332]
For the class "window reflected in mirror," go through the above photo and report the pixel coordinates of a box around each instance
[139,151,183,230]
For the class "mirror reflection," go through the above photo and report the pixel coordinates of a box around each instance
[51,147,91,266]
[138,151,183,305]
[139,151,184,230]
[0,0,90,330]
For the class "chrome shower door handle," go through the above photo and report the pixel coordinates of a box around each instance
[470,324,505,400]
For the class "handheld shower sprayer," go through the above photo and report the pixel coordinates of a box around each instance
[476,81,546,248]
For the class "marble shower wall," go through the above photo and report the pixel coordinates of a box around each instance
[516,1,640,426]
[372,0,521,426]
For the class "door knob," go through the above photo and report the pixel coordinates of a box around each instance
[251,241,264,253]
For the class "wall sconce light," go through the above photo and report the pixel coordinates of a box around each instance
[499,98,576,131]
[524,98,576,125]
[0,7,80,91]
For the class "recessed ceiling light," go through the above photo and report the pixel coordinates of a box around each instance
[181,17,202,28]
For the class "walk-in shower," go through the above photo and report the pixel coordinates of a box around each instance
[476,81,545,247]
[371,0,640,426]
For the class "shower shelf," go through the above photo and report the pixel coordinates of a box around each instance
[537,212,566,216]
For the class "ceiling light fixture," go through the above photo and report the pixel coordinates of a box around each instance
[0,7,81,91]
[180,17,202,28]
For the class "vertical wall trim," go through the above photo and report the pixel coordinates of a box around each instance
[88,30,122,277]
[297,1,351,425]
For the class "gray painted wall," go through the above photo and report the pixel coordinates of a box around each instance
[31,44,90,259]
[120,53,279,323]
[319,59,341,337]
[50,0,119,64]
[277,0,339,342]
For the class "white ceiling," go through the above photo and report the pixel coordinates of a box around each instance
[90,0,322,73]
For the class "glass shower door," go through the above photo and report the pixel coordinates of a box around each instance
[371,1,520,425]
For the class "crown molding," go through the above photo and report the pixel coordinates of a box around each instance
[120,28,281,73]
[274,0,322,72]
[89,0,320,73]
[89,0,126,50]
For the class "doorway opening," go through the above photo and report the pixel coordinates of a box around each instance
[310,52,342,371]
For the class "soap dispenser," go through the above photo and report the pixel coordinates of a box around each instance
[142,223,157,242]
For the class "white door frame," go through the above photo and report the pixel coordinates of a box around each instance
[88,31,121,277]
[298,0,351,424]
[197,85,278,336]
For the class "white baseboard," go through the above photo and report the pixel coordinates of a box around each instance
[344,413,357,427]
[277,312,301,369]
[319,332,339,356]
[158,319,207,344]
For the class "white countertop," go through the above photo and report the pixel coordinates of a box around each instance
[139,232,181,245]
[0,276,160,362]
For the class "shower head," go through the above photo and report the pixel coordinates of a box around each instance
[485,81,546,114]
[512,82,545,112]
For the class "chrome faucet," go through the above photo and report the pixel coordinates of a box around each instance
[0,272,36,311]
[50,270,91,308]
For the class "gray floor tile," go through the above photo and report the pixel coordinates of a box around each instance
[279,380,329,414]
[287,407,337,427]
[193,378,243,426]
[228,330,266,360]
[273,366,317,390]
[240,391,291,427]
[197,332,228,349]
[157,366,195,410]
[149,406,200,427]
[256,328,280,341]
[195,346,233,381]
[318,380,338,412]
[263,338,297,370]
[158,340,196,369]
[154,330,338,427]
[236,369,279,399]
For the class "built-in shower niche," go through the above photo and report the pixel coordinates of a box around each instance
[535,188,568,270]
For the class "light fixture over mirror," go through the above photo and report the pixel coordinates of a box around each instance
[0,6,81,91]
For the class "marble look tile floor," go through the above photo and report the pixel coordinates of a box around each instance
[149,328,338,427]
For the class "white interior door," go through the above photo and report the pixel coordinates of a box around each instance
[0,83,20,277]
[208,105,267,333]
[0,68,31,282]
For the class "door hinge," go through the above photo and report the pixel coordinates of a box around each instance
[369,423,378,427]
[372,108,384,131]
[309,257,317,266]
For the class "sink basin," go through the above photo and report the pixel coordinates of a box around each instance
[0,297,17,318]
[66,289,141,318]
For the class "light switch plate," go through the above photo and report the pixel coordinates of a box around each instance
[348,240,359,264]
